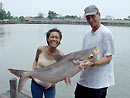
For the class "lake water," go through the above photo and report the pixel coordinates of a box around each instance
[0,24,130,98]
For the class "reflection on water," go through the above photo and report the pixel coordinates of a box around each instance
[0,24,130,98]
[0,27,6,47]
[0,32,5,38]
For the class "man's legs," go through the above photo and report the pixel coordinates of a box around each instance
[75,83,108,98]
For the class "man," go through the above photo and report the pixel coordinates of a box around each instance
[74,5,115,98]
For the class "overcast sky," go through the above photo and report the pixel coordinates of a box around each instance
[1,0,130,19]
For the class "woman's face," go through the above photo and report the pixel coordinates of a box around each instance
[47,31,61,48]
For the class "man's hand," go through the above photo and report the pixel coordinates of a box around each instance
[79,61,95,69]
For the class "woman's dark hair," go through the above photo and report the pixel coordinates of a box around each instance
[46,28,62,45]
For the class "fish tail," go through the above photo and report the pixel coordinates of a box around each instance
[8,68,31,92]
[8,68,26,77]
[18,72,30,92]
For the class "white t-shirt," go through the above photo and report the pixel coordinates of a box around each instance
[78,24,115,89]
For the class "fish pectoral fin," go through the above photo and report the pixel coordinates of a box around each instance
[73,60,81,65]
[65,77,71,86]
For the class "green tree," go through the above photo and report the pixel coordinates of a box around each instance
[0,2,13,20]
[6,11,12,19]
[18,16,24,23]
[0,2,3,10]
[0,2,6,19]
[36,13,44,18]
[47,10,58,20]
[0,9,6,19]
[128,15,130,20]
[64,15,78,19]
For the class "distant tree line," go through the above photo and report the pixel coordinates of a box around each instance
[0,2,130,22]
[0,2,79,21]
[46,10,78,20]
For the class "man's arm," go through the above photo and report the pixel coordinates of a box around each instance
[94,55,112,66]
[80,55,112,69]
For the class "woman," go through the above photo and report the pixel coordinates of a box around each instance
[31,28,64,98]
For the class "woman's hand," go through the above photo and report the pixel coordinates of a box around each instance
[28,74,33,79]
[45,83,56,89]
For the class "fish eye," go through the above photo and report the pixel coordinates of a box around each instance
[88,54,94,59]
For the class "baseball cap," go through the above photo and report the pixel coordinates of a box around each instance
[84,5,99,17]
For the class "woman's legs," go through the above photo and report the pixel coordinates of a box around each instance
[44,86,56,98]
[31,79,44,98]
[31,79,56,98]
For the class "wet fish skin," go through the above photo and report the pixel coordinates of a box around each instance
[8,47,99,92]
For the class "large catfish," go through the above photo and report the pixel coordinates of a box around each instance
[8,47,99,92]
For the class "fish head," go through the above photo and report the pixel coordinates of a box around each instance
[73,47,99,64]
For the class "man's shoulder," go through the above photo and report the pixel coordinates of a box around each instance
[101,24,111,32]
[100,24,112,35]
[85,30,91,35]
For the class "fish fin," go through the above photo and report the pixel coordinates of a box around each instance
[68,78,71,85]
[18,72,30,92]
[52,54,63,62]
[65,77,68,86]
[65,77,71,86]
[73,60,81,65]
[8,68,26,77]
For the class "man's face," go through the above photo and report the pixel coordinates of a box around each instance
[86,12,100,29]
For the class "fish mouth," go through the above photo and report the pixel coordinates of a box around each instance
[93,48,99,56]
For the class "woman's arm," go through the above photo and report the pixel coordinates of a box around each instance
[32,47,42,70]
[29,47,42,78]
[59,51,64,56]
